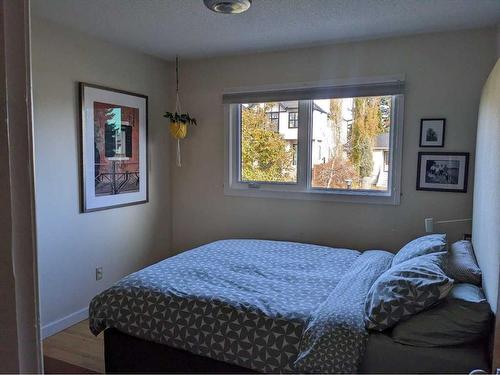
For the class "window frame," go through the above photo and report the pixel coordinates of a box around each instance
[292,143,298,166]
[224,77,405,205]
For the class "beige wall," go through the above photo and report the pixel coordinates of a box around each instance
[31,18,173,334]
[172,28,497,253]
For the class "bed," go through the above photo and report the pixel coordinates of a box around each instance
[89,239,492,373]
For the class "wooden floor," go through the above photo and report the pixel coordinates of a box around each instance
[43,320,104,373]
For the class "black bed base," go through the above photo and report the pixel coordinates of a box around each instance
[104,328,490,374]
[104,328,256,373]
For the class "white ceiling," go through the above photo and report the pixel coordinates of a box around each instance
[31,0,500,60]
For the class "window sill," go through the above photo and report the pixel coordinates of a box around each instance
[223,185,401,205]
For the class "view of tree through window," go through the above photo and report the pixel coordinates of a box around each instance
[239,96,392,190]
[240,102,297,183]
[312,96,392,190]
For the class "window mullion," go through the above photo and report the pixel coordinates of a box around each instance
[297,100,312,190]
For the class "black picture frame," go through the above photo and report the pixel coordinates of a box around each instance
[79,82,149,213]
[416,152,469,193]
[419,118,446,147]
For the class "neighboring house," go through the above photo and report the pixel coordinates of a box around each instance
[372,133,390,189]
[265,100,332,168]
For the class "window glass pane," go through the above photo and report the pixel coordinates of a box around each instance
[288,111,298,128]
[311,96,392,191]
[267,112,280,131]
[240,101,298,183]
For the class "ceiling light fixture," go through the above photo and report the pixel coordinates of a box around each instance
[203,0,251,14]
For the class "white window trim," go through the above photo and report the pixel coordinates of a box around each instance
[223,76,405,205]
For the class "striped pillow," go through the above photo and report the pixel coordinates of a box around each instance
[365,252,453,331]
[392,234,447,266]
[445,240,482,285]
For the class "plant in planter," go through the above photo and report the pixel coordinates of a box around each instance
[164,56,197,167]
[163,111,197,140]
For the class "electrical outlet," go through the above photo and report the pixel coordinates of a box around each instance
[424,218,434,233]
[96,267,103,281]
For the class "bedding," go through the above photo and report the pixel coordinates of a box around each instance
[392,233,447,266]
[294,250,393,373]
[391,283,492,347]
[365,252,453,331]
[89,239,393,373]
[445,240,482,285]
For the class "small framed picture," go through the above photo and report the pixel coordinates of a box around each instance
[416,152,469,193]
[419,118,445,147]
[79,83,148,212]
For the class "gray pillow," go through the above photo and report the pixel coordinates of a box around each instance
[365,252,453,331]
[445,240,482,285]
[392,234,447,266]
[391,283,492,347]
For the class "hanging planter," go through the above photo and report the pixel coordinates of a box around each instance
[163,56,197,167]
[165,112,196,139]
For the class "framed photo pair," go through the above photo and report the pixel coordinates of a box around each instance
[79,83,148,212]
[416,152,469,193]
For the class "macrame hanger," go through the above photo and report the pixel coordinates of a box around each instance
[175,55,182,167]
[175,56,182,113]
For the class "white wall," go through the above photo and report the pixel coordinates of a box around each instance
[497,25,500,58]
[171,28,497,253]
[31,18,173,336]
[472,58,500,313]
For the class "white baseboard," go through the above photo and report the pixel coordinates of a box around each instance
[41,307,89,339]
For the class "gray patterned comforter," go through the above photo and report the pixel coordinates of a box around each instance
[89,239,392,373]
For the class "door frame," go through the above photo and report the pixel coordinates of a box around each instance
[0,0,42,372]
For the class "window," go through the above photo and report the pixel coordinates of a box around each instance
[224,78,404,204]
[267,111,280,132]
[288,111,298,128]
[104,108,132,159]
[383,150,389,172]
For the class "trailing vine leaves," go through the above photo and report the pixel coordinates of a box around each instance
[163,111,197,125]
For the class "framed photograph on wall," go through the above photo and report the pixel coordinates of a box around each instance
[419,118,445,147]
[79,83,148,212]
[416,152,469,193]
